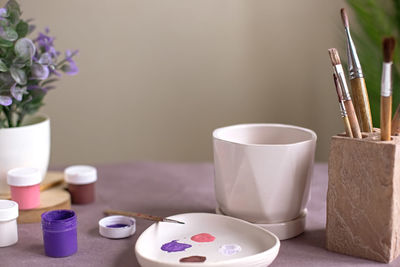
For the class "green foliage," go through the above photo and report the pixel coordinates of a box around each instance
[346,0,400,126]
[0,0,78,128]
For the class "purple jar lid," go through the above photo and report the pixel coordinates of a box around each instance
[41,210,77,232]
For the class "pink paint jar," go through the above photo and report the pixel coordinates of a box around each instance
[7,167,41,210]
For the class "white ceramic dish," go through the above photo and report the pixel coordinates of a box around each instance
[135,213,280,267]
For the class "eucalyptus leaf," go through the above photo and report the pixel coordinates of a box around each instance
[31,63,49,80]
[10,83,26,101]
[16,21,28,38]
[6,0,21,25]
[38,53,52,65]
[0,72,14,88]
[12,56,29,68]
[0,95,12,106]
[0,59,8,72]
[0,28,18,41]
[0,37,13,47]
[14,38,35,60]
[10,66,26,85]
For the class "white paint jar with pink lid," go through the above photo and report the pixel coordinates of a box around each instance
[0,200,19,247]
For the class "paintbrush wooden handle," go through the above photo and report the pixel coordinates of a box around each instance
[381,96,392,141]
[350,78,373,132]
[392,104,400,136]
[344,100,362,138]
[343,116,353,138]
[104,210,163,222]
[40,180,64,192]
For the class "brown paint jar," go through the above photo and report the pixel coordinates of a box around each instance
[64,166,97,205]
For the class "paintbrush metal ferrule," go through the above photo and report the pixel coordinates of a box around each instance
[339,101,347,117]
[381,62,393,97]
[344,27,363,79]
[163,218,185,224]
[333,64,351,100]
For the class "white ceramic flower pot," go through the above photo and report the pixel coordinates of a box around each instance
[0,114,50,195]
[213,124,316,224]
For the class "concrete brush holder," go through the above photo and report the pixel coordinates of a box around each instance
[326,130,400,263]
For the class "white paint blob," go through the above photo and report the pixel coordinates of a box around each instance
[219,244,242,256]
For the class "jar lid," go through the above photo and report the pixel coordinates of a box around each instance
[99,216,136,239]
[0,200,18,221]
[64,165,97,185]
[7,167,41,187]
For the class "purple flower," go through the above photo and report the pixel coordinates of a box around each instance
[34,29,59,59]
[0,8,7,21]
[62,50,79,75]
[0,95,12,106]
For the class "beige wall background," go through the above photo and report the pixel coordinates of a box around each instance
[10,0,346,165]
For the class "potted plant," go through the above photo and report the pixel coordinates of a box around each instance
[0,0,78,195]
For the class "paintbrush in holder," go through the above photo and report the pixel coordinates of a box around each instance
[326,130,400,263]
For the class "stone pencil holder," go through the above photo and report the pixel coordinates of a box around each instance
[326,130,400,263]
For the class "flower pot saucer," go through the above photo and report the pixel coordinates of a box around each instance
[215,207,307,240]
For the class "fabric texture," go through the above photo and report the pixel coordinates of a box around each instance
[2,162,399,266]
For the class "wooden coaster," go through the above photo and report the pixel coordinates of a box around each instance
[0,171,71,223]
[18,186,71,223]
[0,171,65,199]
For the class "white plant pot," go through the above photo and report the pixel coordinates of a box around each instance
[0,114,50,195]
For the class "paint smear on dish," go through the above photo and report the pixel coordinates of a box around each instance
[190,233,215,243]
[107,224,129,228]
[219,244,242,256]
[179,256,207,263]
[161,240,192,253]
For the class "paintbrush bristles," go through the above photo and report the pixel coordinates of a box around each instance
[333,73,344,102]
[340,8,349,28]
[328,48,341,65]
[383,37,396,62]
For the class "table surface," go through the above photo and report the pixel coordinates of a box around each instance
[2,162,399,266]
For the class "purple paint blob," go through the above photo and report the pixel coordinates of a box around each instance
[107,223,129,228]
[161,240,192,253]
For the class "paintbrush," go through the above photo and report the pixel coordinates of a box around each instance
[6,177,64,200]
[381,37,396,141]
[341,8,373,132]
[104,209,185,224]
[392,104,400,135]
[333,73,353,137]
[328,48,362,138]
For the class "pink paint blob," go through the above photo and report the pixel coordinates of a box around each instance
[10,184,40,210]
[190,233,215,243]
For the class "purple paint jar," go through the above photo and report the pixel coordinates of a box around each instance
[41,210,77,257]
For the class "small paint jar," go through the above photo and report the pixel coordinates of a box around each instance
[0,200,19,247]
[7,167,41,210]
[64,165,97,205]
[41,209,77,257]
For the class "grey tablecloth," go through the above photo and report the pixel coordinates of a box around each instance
[2,162,399,266]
